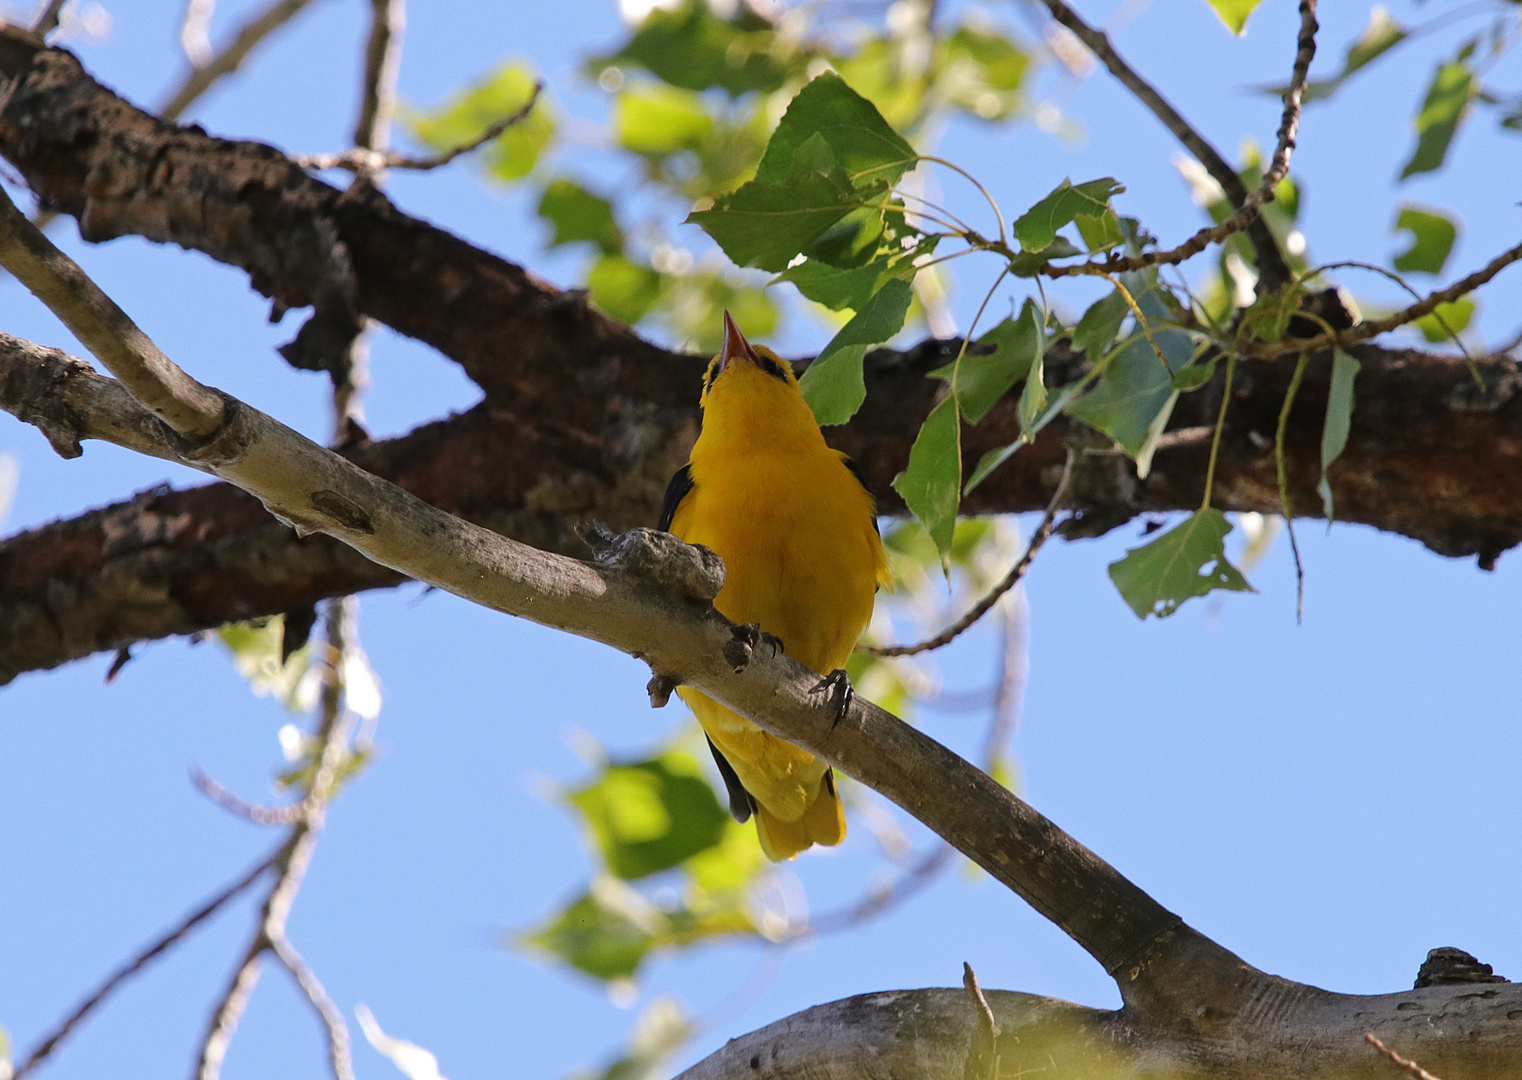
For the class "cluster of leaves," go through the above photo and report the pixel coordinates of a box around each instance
[406,0,1035,352]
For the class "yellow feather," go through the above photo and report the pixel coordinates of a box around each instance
[665,316,887,861]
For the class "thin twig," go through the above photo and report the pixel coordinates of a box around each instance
[1365,1034,1448,1080]
[12,850,278,1080]
[1036,0,1307,292]
[1274,352,1311,624]
[294,81,542,174]
[30,0,68,35]
[270,935,355,1080]
[864,449,1076,657]
[352,0,404,166]
[192,767,304,826]
[962,963,1001,1080]
[158,0,324,122]
[795,845,955,938]
[1041,0,1318,286]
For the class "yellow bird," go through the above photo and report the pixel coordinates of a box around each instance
[659,312,891,861]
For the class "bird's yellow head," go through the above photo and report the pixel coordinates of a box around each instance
[699,312,824,447]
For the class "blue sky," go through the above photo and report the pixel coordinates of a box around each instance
[2,2,1520,1078]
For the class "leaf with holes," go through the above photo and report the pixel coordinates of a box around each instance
[1392,204,1458,275]
[1108,509,1255,619]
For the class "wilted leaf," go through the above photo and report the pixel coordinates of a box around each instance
[1399,55,1474,181]
[755,73,917,188]
[588,255,664,325]
[1414,296,1475,343]
[799,278,913,425]
[1013,178,1124,253]
[569,752,728,880]
[1391,204,1458,274]
[538,179,623,254]
[892,396,961,565]
[408,63,552,182]
[1318,349,1360,522]
[1202,0,1264,35]
[1108,509,1255,619]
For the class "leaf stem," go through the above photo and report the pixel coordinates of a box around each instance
[1200,352,1236,511]
[1275,352,1312,623]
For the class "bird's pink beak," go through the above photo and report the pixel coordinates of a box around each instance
[720,310,760,373]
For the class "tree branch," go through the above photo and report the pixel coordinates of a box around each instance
[1037,0,1301,292]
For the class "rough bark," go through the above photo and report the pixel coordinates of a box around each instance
[3,26,1522,681]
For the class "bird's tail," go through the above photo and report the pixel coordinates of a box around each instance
[753,769,846,862]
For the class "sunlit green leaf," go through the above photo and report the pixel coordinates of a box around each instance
[1318,349,1360,523]
[683,820,764,894]
[1108,509,1255,619]
[1391,204,1458,275]
[930,299,1042,424]
[524,876,754,982]
[1075,208,1124,252]
[1013,178,1124,253]
[1071,289,1129,361]
[941,24,1031,122]
[892,396,961,566]
[1414,296,1475,343]
[687,171,857,272]
[1399,55,1474,180]
[755,73,917,188]
[408,62,552,183]
[570,752,728,880]
[774,249,912,312]
[588,255,664,325]
[1202,0,1265,35]
[1016,338,1046,442]
[538,179,622,254]
[616,85,713,155]
[594,0,796,97]
[800,278,913,425]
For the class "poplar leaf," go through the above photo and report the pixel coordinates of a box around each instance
[1202,0,1265,36]
[1108,509,1255,619]
[756,73,917,188]
[800,279,912,425]
[1318,349,1360,523]
[930,298,1042,424]
[892,396,961,565]
[1014,178,1124,253]
[1392,204,1458,275]
[1399,56,1474,181]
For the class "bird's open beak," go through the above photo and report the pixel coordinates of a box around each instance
[720,310,760,373]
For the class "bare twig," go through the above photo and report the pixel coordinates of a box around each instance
[293,82,542,174]
[1041,0,1318,286]
[798,845,955,939]
[0,184,224,438]
[193,600,359,1080]
[962,962,1002,1080]
[158,0,325,122]
[30,0,68,35]
[864,449,1075,657]
[12,850,278,1080]
[270,935,355,1080]
[192,767,304,826]
[1365,1033,1448,1080]
[353,0,404,159]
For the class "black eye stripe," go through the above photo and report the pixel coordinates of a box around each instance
[759,355,789,382]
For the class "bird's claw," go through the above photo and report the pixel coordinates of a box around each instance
[724,623,784,673]
[811,669,855,727]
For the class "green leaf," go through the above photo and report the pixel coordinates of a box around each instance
[1171,355,1218,391]
[1108,509,1255,619]
[1006,237,1085,277]
[1399,55,1474,181]
[1202,0,1265,35]
[1066,286,1193,461]
[1013,178,1124,253]
[1391,204,1458,275]
[755,72,917,188]
[687,171,857,272]
[1016,341,1046,442]
[523,876,754,982]
[569,752,728,880]
[1414,296,1475,343]
[588,255,664,325]
[965,441,1019,494]
[594,0,795,97]
[941,24,1031,121]
[774,249,912,312]
[892,396,961,566]
[537,179,622,255]
[1071,289,1129,361]
[1318,349,1360,523]
[616,85,713,155]
[930,299,1042,424]
[1075,208,1124,252]
[799,278,913,425]
[408,62,552,183]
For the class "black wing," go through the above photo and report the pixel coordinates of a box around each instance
[657,463,694,532]
[840,455,881,536]
[707,737,758,824]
